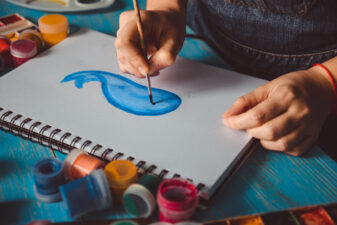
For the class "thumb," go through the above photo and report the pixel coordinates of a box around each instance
[223,84,269,118]
[148,33,182,75]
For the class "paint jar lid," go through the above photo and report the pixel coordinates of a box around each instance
[63,148,86,178]
[38,14,68,34]
[90,169,113,210]
[10,39,37,59]
[104,160,138,187]
[110,220,139,225]
[123,183,157,217]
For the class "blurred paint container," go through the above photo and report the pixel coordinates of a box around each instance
[59,169,112,218]
[0,35,12,70]
[110,220,139,225]
[105,160,138,203]
[33,158,66,203]
[10,39,37,67]
[157,179,199,223]
[38,14,68,46]
[123,173,161,217]
[19,29,44,52]
[63,148,105,180]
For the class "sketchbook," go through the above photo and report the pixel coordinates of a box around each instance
[0,29,266,204]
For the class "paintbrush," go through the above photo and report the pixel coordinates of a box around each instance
[132,0,155,105]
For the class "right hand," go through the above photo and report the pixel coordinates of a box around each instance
[115,9,186,78]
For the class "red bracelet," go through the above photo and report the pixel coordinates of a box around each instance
[313,63,337,115]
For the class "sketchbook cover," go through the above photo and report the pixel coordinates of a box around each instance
[0,29,266,198]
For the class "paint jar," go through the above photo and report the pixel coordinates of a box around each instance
[104,160,138,203]
[110,221,139,225]
[10,39,37,67]
[63,148,106,180]
[148,223,172,225]
[157,179,199,223]
[19,29,44,52]
[38,14,68,46]
[123,173,161,217]
[175,222,200,225]
[0,35,12,69]
[59,169,112,218]
[33,158,66,203]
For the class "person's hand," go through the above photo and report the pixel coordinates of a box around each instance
[115,9,186,78]
[222,67,335,156]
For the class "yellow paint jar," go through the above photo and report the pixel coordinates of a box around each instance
[38,14,68,46]
[104,160,138,203]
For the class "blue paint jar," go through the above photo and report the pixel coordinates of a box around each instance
[59,169,112,218]
[33,158,65,203]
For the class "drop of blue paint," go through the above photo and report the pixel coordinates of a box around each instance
[61,71,181,116]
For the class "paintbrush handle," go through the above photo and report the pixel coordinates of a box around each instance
[132,0,147,55]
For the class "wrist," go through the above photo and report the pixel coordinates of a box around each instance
[308,65,337,114]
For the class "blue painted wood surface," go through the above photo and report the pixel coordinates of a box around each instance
[1,1,337,224]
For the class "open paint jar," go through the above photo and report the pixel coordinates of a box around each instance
[38,14,68,46]
[157,179,199,223]
[19,29,44,52]
[10,39,37,67]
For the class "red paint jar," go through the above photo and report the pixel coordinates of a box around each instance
[10,39,37,67]
[157,179,198,223]
[0,35,12,70]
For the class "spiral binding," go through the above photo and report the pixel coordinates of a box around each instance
[0,108,206,194]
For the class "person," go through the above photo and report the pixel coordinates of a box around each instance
[115,0,337,156]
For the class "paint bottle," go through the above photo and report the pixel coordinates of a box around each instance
[63,148,106,180]
[38,14,68,46]
[104,160,138,203]
[123,173,161,217]
[19,29,44,52]
[157,179,199,223]
[10,39,37,67]
[59,169,112,218]
[0,35,12,69]
[33,158,66,203]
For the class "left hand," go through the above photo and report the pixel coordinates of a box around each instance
[222,67,335,156]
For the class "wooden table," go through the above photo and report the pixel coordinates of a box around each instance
[1,1,337,224]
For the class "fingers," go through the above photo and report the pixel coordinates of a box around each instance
[148,32,181,75]
[115,18,148,78]
[261,133,316,156]
[246,112,298,140]
[223,96,286,130]
[223,85,269,118]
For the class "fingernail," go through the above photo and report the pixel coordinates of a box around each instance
[138,67,147,77]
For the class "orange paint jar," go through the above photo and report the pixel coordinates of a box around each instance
[64,149,106,180]
[38,14,68,46]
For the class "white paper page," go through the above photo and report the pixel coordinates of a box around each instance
[0,29,266,197]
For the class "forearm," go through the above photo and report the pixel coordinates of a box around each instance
[146,0,188,14]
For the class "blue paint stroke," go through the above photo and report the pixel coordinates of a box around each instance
[61,71,181,116]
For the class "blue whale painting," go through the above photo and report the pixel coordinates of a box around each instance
[61,71,181,116]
